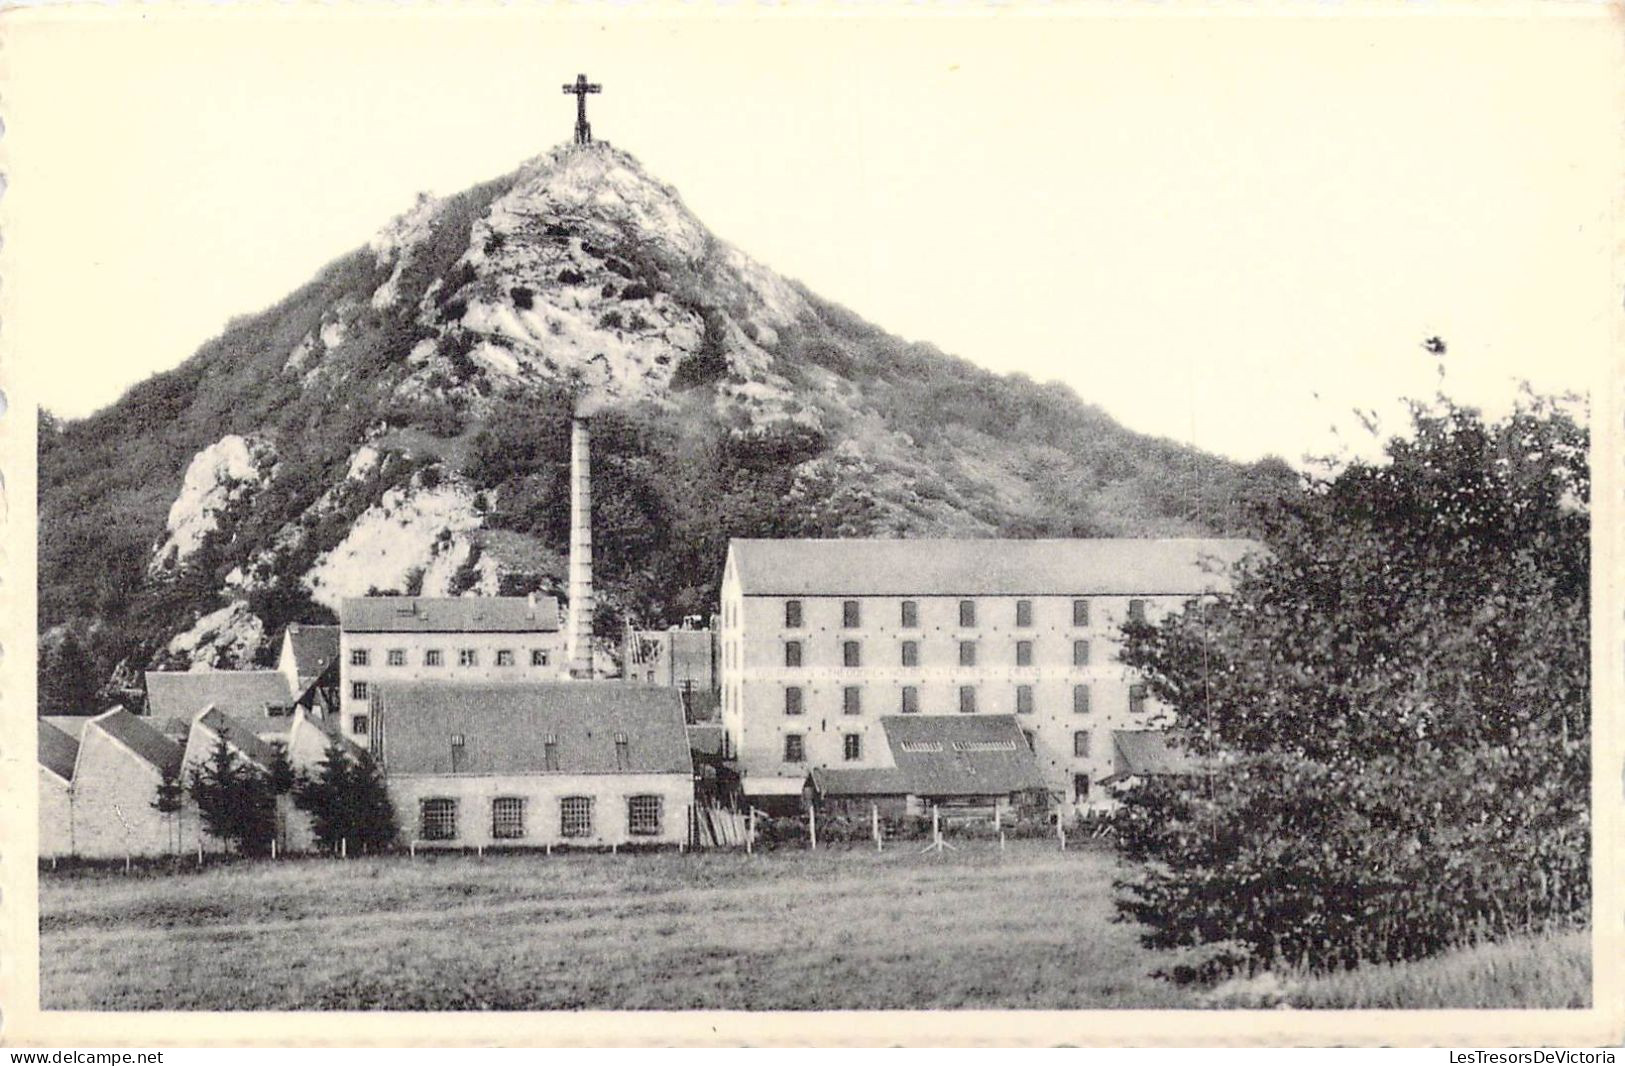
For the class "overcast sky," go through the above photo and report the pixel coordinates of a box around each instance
[7,7,1618,464]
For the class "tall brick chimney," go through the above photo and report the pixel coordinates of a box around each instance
[566,416,594,679]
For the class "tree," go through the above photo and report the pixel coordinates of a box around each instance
[1114,390,1589,979]
[187,736,277,856]
[38,628,101,716]
[151,766,186,856]
[293,742,398,854]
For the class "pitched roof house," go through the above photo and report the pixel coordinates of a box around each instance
[277,623,341,689]
[69,708,189,859]
[145,670,297,723]
[339,596,561,634]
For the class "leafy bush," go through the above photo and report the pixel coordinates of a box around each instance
[1115,391,1589,980]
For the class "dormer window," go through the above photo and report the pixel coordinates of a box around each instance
[614,731,631,771]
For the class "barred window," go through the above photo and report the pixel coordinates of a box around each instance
[843,641,862,668]
[959,686,977,714]
[531,649,549,667]
[843,733,862,761]
[784,734,805,763]
[560,796,593,838]
[351,649,369,667]
[1073,685,1092,715]
[628,795,663,836]
[458,648,479,668]
[351,715,369,736]
[387,648,406,667]
[425,649,443,667]
[959,641,977,667]
[492,797,525,839]
[496,649,515,667]
[959,599,976,627]
[843,686,861,715]
[351,681,368,700]
[1072,599,1090,627]
[785,600,803,628]
[1016,600,1033,627]
[842,600,861,627]
[1074,730,1091,758]
[1016,684,1034,715]
[1016,640,1033,666]
[420,798,457,841]
[901,640,919,667]
[785,641,803,668]
[901,686,919,714]
[900,600,918,628]
[785,686,804,716]
[1073,639,1090,667]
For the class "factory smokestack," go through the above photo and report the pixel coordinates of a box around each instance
[566,416,594,679]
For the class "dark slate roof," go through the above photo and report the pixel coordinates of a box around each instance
[283,624,340,682]
[375,682,691,776]
[339,596,561,634]
[145,670,295,720]
[808,766,910,796]
[37,720,79,782]
[729,538,1261,597]
[195,707,279,770]
[1110,730,1199,780]
[879,715,1049,797]
[91,708,185,777]
[686,723,726,758]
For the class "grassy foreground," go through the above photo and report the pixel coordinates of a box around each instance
[39,844,1590,1011]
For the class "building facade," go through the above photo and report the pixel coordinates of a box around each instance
[718,538,1257,813]
[337,595,566,746]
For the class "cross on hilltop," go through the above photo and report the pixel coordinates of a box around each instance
[562,74,602,145]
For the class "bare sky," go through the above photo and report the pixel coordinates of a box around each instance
[5,6,1618,464]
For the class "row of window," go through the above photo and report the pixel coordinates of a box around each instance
[417,794,663,841]
[780,683,1146,716]
[783,729,1096,764]
[784,638,1094,668]
[350,648,552,669]
[783,598,1146,630]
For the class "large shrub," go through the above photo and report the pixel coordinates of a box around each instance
[1115,390,1589,979]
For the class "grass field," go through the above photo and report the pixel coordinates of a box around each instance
[38,843,1590,1011]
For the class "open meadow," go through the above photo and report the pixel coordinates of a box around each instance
[38,842,1589,1011]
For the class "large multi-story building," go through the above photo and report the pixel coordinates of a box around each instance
[718,538,1259,812]
[337,595,565,746]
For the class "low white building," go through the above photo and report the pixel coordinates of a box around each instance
[370,682,694,850]
[337,595,566,747]
[66,708,194,860]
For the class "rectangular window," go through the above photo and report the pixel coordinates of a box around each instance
[959,686,977,714]
[1074,731,1092,758]
[900,600,918,628]
[628,795,663,836]
[496,649,515,667]
[458,648,479,668]
[1024,729,1037,752]
[1073,599,1090,627]
[843,641,862,668]
[492,797,525,840]
[387,648,406,667]
[959,599,976,627]
[351,649,369,667]
[901,686,919,714]
[1129,684,1148,716]
[420,798,457,841]
[1128,599,1147,624]
[531,649,549,667]
[785,640,803,667]
[958,641,977,667]
[1016,640,1033,666]
[843,733,862,761]
[785,599,803,628]
[1074,773,1091,804]
[843,686,861,715]
[842,600,861,628]
[1073,639,1091,667]
[1016,600,1033,627]
[351,681,369,701]
[784,734,805,763]
[351,714,369,736]
[1074,685,1092,715]
[901,640,919,667]
[425,649,443,667]
[614,731,631,772]
[785,686,804,715]
[560,796,593,838]
[1016,684,1034,714]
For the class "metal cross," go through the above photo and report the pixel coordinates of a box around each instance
[562,74,602,145]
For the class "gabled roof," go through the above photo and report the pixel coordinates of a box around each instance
[807,766,909,797]
[89,708,185,778]
[1109,730,1199,781]
[879,715,1048,797]
[339,596,561,634]
[193,707,279,770]
[41,715,96,740]
[728,538,1261,597]
[375,682,691,777]
[282,624,340,683]
[38,720,79,783]
[145,670,295,720]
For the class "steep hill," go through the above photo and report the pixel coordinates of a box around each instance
[38,142,1297,708]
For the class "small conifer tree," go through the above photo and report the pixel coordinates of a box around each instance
[152,766,185,855]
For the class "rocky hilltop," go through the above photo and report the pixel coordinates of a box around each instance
[38,143,1295,705]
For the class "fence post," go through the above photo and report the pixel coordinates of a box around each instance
[994,804,1001,832]
[271,838,277,861]
[1057,819,1067,851]
[872,803,881,852]
[410,840,417,859]
[746,807,755,855]
[342,837,348,860]
[809,805,817,851]
[197,841,204,867]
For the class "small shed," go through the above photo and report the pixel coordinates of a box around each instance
[805,767,910,819]
[878,714,1050,820]
[1102,729,1199,786]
